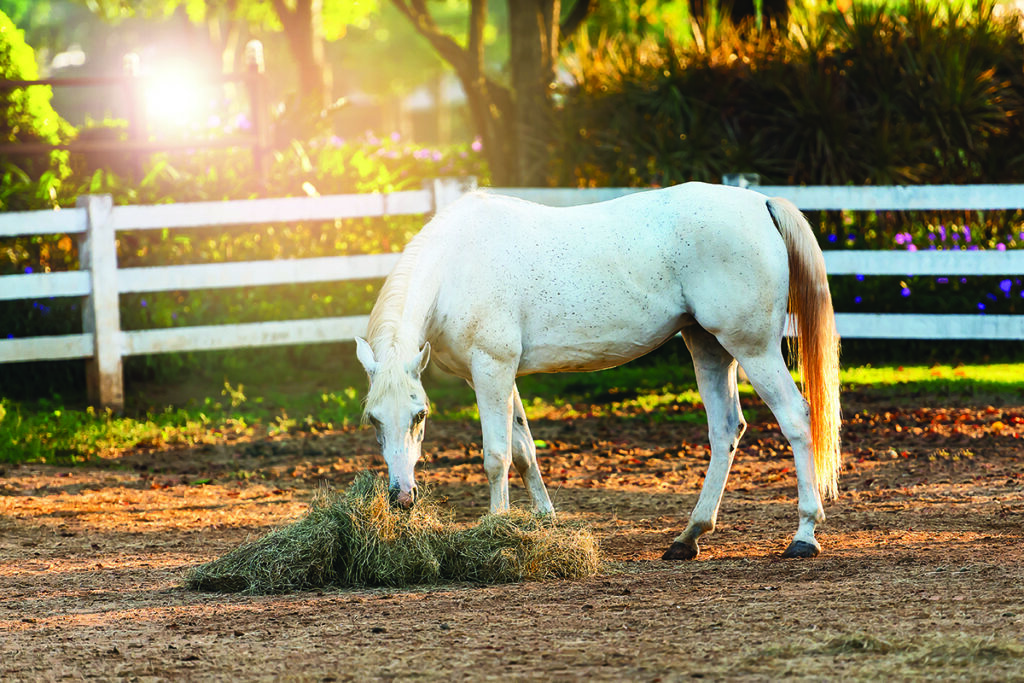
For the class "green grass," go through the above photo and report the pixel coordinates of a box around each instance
[2,357,1022,465]
[840,363,1024,399]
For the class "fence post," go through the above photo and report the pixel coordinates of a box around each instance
[245,40,269,188]
[77,195,124,412]
[721,173,760,188]
[122,53,145,181]
[430,177,476,213]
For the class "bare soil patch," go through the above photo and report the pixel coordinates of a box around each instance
[2,395,1023,681]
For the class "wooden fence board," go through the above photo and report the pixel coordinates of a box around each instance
[122,315,370,355]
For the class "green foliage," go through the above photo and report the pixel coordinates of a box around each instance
[0,9,67,144]
[0,8,74,210]
[3,354,1023,464]
[555,1,1024,187]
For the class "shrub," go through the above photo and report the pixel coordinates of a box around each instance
[554,2,1024,187]
[0,8,74,211]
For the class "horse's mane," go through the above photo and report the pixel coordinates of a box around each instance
[367,227,431,357]
[362,215,445,420]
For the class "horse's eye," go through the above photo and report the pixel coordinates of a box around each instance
[413,410,428,425]
[368,415,382,433]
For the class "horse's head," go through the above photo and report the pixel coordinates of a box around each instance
[355,337,431,508]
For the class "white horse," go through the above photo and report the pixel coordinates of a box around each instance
[355,182,841,559]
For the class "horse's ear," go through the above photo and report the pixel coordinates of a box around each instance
[355,337,378,376]
[408,342,430,377]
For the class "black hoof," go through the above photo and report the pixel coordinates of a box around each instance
[781,540,820,559]
[662,541,698,561]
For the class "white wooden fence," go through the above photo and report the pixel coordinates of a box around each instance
[1,180,1022,410]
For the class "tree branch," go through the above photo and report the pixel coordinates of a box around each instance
[390,0,470,74]
[559,0,596,42]
[467,0,486,78]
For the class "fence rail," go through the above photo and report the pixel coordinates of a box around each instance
[1,180,1022,409]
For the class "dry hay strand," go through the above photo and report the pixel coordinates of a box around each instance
[184,472,600,594]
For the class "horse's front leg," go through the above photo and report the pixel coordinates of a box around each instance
[471,352,517,513]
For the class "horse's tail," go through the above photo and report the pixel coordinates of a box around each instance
[766,197,842,500]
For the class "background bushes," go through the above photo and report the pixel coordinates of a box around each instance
[554,2,1024,187]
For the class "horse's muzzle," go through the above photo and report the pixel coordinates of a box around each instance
[388,485,418,509]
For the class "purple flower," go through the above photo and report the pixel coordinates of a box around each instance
[390,132,401,142]
[907,244,918,252]
[141,299,147,307]
[471,137,483,152]
[431,150,443,162]
[978,302,986,310]
[828,234,838,243]
[854,296,862,304]
[938,225,946,241]
[901,287,911,297]
[24,266,33,274]
[937,277,949,284]
[999,279,1013,294]
[964,226,972,242]
[895,233,906,245]
[855,274,865,281]
[996,243,1006,251]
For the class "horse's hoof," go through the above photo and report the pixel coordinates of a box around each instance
[781,540,820,559]
[662,541,698,561]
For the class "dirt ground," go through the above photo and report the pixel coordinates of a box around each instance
[2,391,1023,681]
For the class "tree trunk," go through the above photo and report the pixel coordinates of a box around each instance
[508,0,559,187]
[271,0,332,121]
[391,0,592,186]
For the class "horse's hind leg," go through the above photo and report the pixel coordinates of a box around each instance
[663,327,747,560]
[732,348,825,558]
[511,385,555,515]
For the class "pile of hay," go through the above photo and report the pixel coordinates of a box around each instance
[184,473,601,594]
